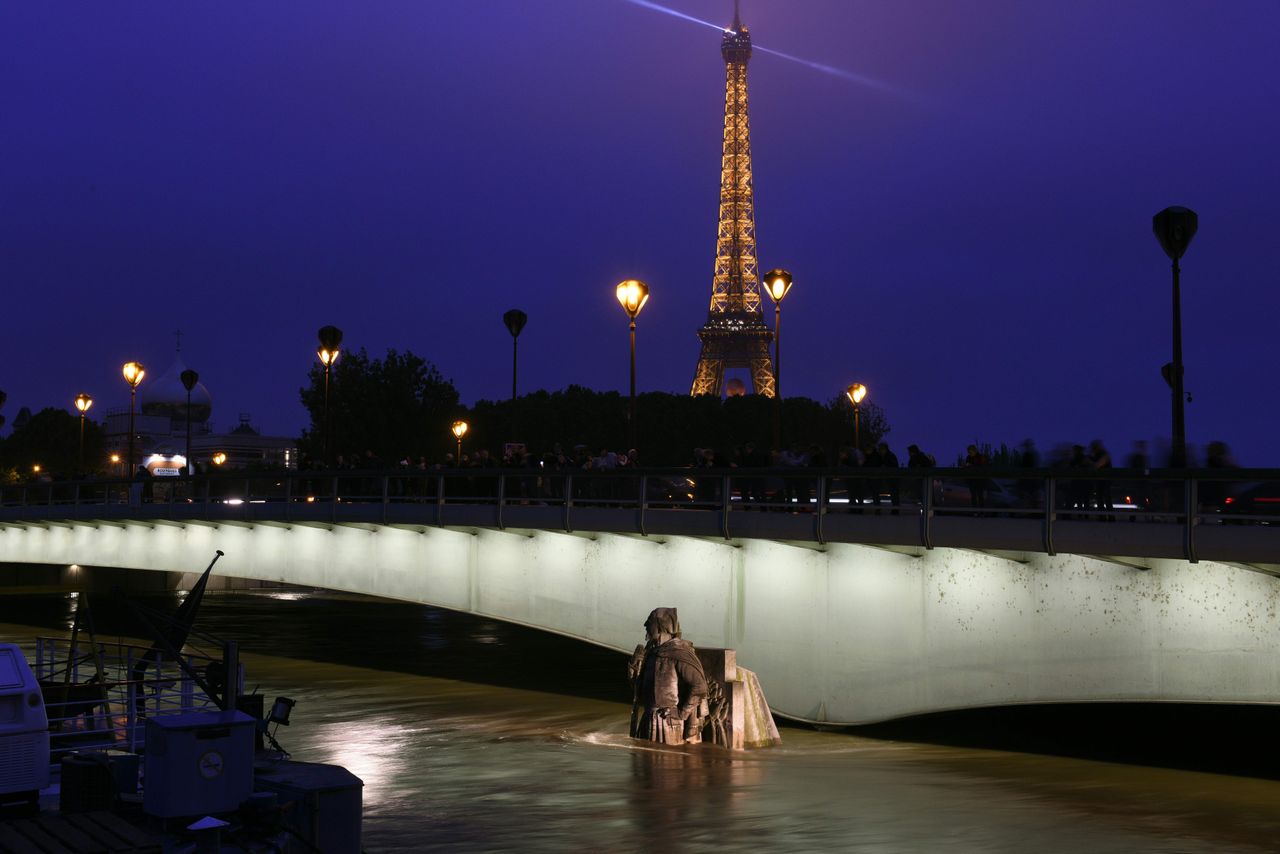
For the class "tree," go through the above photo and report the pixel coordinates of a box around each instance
[0,407,105,479]
[299,348,460,466]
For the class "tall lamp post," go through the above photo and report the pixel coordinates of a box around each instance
[451,420,469,464]
[846,383,867,452]
[615,279,650,452]
[73,393,93,474]
[317,326,343,467]
[180,369,199,474]
[762,268,794,450]
[122,362,145,474]
[503,310,527,402]
[1152,206,1197,468]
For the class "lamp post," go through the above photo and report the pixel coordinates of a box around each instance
[73,393,93,474]
[211,451,227,467]
[615,279,650,453]
[122,362,145,474]
[763,268,794,450]
[110,454,121,477]
[180,369,198,474]
[317,326,343,468]
[451,420,469,464]
[503,310,527,402]
[846,383,867,452]
[1152,206,1198,468]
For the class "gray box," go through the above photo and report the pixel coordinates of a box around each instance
[144,710,255,818]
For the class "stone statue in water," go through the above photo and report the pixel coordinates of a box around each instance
[628,608,709,745]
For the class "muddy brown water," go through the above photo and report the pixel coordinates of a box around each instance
[3,590,1280,852]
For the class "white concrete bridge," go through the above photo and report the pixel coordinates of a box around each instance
[2,468,1278,724]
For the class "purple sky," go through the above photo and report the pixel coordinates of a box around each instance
[3,1,1278,463]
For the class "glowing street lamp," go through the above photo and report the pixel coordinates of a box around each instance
[762,268,793,450]
[73,392,93,474]
[451,420,469,464]
[846,383,868,452]
[317,326,343,467]
[122,361,145,474]
[503,309,528,402]
[1152,206,1198,468]
[110,453,121,477]
[615,279,650,452]
[180,369,199,475]
[211,451,227,467]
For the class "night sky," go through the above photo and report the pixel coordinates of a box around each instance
[3,1,1278,464]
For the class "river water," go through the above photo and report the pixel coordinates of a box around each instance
[3,589,1280,852]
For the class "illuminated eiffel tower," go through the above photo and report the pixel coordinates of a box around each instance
[690,1,775,398]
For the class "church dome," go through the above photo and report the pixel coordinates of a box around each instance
[139,354,212,423]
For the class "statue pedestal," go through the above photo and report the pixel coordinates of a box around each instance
[696,648,780,749]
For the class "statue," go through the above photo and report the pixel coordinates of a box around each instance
[628,608,709,745]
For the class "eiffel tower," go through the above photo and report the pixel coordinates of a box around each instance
[690,1,776,398]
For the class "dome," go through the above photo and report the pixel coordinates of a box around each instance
[139,353,213,423]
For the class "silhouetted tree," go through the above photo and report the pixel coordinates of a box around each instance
[299,348,460,466]
[0,407,105,479]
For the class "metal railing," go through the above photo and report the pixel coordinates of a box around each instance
[3,467,1279,563]
[34,636,237,767]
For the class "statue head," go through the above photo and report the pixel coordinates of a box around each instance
[644,607,681,645]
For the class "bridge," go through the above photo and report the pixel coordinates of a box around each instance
[2,467,1278,725]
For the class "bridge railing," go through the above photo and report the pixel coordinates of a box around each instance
[3,467,1278,563]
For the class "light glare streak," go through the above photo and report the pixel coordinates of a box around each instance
[622,0,903,96]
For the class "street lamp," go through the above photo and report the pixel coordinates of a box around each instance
[110,453,121,477]
[317,326,343,468]
[615,279,650,452]
[503,309,527,402]
[122,361,145,474]
[211,451,227,467]
[762,268,793,450]
[1152,206,1198,468]
[846,383,868,452]
[451,420,469,464]
[180,369,199,475]
[73,392,93,474]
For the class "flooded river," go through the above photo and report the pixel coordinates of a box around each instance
[3,590,1280,852]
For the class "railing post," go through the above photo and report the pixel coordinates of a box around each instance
[435,474,445,526]
[816,475,827,544]
[721,474,731,540]
[331,475,339,524]
[1185,475,1199,563]
[1043,476,1056,556]
[284,475,292,522]
[497,474,506,530]
[638,475,648,537]
[564,474,574,533]
[382,475,390,525]
[921,476,934,550]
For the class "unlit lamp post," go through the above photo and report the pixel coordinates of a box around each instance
[73,392,92,474]
[503,309,527,402]
[615,279,650,453]
[451,420,469,464]
[763,268,793,450]
[846,383,868,452]
[317,326,343,467]
[1152,206,1198,468]
[181,369,199,475]
[122,362,145,473]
